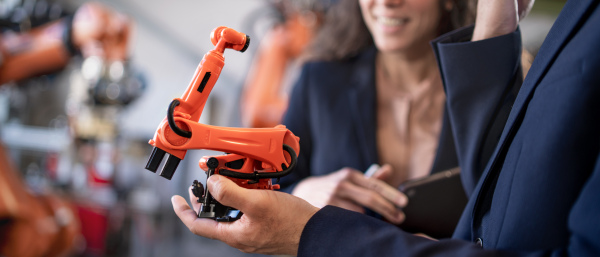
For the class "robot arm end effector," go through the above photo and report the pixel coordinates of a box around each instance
[211,26,250,53]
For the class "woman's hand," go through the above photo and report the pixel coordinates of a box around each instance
[291,165,407,224]
[472,0,535,41]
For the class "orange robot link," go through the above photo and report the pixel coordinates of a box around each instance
[145,27,300,221]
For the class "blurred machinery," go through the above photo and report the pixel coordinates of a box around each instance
[239,0,334,128]
[0,1,144,256]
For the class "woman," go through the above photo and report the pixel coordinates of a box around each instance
[278,0,476,225]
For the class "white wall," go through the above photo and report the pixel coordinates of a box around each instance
[98,0,268,139]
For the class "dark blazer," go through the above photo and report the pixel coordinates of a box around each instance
[298,1,600,256]
[279,46,461,194]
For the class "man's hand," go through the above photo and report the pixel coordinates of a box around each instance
[291,165,407,224]
[172,175,319,255]
[472,0,535,41]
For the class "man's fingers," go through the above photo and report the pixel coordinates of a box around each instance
[188,186,201,213]
[171,195,220,239]
[207,175,262,215]
[336,181,405,224]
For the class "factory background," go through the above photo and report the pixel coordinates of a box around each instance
[0,0,564,256]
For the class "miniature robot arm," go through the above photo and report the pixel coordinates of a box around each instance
[146,26,250,179]
[145,26,300,221]
[145,26,299,181]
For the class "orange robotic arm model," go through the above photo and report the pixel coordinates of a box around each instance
[145,27,300,221]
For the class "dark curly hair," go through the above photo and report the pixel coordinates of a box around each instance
[303,0,476,61]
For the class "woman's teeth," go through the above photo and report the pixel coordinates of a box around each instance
[377,16,407,26]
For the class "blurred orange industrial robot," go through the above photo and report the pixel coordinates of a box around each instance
[0,145,80,257]
[0,2,131,257]
[240,1,324,128]
[0,2,131,85]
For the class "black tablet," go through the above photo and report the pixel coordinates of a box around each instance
[397,167,467,239]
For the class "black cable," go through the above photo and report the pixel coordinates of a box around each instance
[218,144,297,180]
[167,99,192,138]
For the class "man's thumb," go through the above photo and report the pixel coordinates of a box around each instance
[206,174,250,211]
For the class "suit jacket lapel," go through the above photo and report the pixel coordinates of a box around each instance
[347,47,379,167]
[503,0,595,137]
[471,0,597,238]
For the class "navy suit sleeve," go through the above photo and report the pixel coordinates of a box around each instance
[278,64,314,193]
[432,26,524,196]
[564,152,600,256]
[299,206,498,257]
[299,153,600,257]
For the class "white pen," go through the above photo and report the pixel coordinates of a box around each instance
[364,163,381,178]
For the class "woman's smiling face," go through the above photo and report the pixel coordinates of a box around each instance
[359,0,445,54]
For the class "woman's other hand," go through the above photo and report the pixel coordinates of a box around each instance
[291,165,407,224]
[472,0,535,41]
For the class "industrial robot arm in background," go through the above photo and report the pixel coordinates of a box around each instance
[0,3,132,256]
[145,27,300,221]
[0,2,131,85]
[239,0,330,128]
